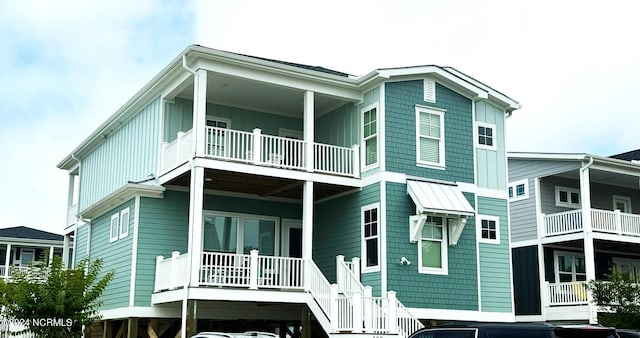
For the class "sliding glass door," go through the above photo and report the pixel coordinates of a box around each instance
[203,213,277,256]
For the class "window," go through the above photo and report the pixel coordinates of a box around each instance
[508,179,529,201]
[555,186,581,208]
[478,215,500,244]
[555,251,586,282]
[477,122,496,150]
[362,204,380,272]
[20,249,35,266]
[362,106,378,168]
[203,213,278,256]
[416,106,445,168]
[613,195,632,213]
[119,207,130,239]
[419,216,447,275]
[110,213,119,242]
[206,116,230,157]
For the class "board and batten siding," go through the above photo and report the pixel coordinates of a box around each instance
[385,81,474,183]
[590,181,640,212]
[89,198,135,310]
[135,191,189,306]
[386,182,479,311]
[508,158,580,243]
[475,102,507,191]
[314,183,381,295]
[477,196,512,312]
[315,102,359,148]
[79,98,162,211]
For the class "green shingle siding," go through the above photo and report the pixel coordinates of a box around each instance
[385,81,474,183]
[89,198,135,310]
[79,98,161,211]
[386,182,478,310]
[477,196,512,312]
[74,223,88,263]
[314,184,381,294]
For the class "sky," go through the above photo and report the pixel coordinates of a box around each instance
[0,0,639,234]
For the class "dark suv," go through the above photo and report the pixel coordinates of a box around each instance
[409,322,618,338]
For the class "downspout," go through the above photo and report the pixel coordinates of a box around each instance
[181,55,196,338]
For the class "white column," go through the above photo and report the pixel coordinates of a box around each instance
[580,166,597,323]
[67,173,75,211]
[62,235,71,267]
[192,69,208,157]
[302,181,314,261]
[189,166,205,287]
[48,246,54,264]
[584,235,597,324]
[580,167,592,232]
[303,91,314,172]
[4,244,11,278]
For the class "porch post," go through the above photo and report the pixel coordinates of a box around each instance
[4,244,10,278]
[62,235,71,267]
[303,91,314,172]
[189,166,205,287]
[48,246,54,265]
[302,181,314,262]
[580,166,592,232]
[580,165,597,323]
[192,69,208,158]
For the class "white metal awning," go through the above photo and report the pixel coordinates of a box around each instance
[407,180,475,246]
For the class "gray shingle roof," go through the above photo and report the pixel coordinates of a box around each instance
[610,149,640,161]
[0,226,63,241]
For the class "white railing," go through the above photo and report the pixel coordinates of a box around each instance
[544,209,583,236]
[154,251,188,292]
[0,321,36,338]
[543,208,640,237]
[200,251,252,287]
[314,144,358,177]
[307,260,334,319]
[336,256,364,298]
[546,281,589,306]
[256,255,305,289]
[261,134,305,169]
[396,300,424,338]
[161,129,193,173]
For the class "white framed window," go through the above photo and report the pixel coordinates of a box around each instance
[423,79,436,103]
[613,195,632,213]
[206,116,231,157]
[476,122,496,150]
[119,207,130,239]
[206,116,231,128]
[416,105,445,169]
[203,211,279,256]
[478,215,500,244]
[361,203,380,272]
[555,186,581,208]
[361,105,378,169]
[419,216,448,275]
[554,251,586,282]
[508,179,529,201]
[109,213,119,242]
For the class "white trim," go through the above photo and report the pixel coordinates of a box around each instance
[555,186,581,208]
[511,239,540,248]
[100,306,182,320]
[475,193,482,312]
[361,202,381,273]
[407,307,515,322]
[613,195,632,213]
[119,207,130,239]
[508,179,529,202]
[553,250,586,283]
[281,219,302,257]
[360,171,407,187]
[379,84,386,173]
[380,180,387,294]
[415,105,445,169]
[476,121,497,151]
[361,103,380,171]
[478,215,500,244]
[109,213,119,243]
[418,216,448,275]
[129,196,140,306]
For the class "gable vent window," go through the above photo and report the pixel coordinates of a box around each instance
[424,79,436,103]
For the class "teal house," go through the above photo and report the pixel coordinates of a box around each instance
[58,45,520,338]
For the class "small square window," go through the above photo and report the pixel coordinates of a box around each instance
[479,216,500,244]
[555,186,581,208]
[119,208,130,239]
[508,179,529,202]
[477,122,496,150]
[110,213,119,242]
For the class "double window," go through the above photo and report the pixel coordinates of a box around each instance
[555,186,580,208]
[203,213,277,256]
[362,106,378,168]
[508,179,529,201]
[419,216,447,275]
[416,106,445,168]
[110,207,130,242]
[478,215,500,244]
[476,122,496,150]
[555,251,586,282]
[362,204,380,272]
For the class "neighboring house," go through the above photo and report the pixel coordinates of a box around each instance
[0,226,65,279]
[57,45,520,338]
[509,152,640,323]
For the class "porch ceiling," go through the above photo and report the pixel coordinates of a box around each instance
[177,73,351,118]
[165,169,355,200]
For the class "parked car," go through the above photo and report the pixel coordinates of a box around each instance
[409,322,618,338]
[617,330,640,338]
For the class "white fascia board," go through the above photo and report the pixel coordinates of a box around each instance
[80,183,165,219]
[0,237,64,247]
[507,152,588,161]
[443,66,521,111]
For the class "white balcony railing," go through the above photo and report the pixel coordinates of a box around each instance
[161,127,359,178]
[545,281,589,306]
[543,208,640,237]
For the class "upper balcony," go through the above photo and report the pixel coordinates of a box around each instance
[161,126,359,179]
[543,208,640,238]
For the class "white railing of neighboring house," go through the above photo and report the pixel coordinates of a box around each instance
[543,208,640,237]
[154,251,189,292]
[161,129,193,173]
[545,281,589,306]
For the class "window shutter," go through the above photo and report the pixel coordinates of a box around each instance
[424,79,436,103]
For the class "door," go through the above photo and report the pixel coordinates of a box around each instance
[282,220,302,258]
[613,257,640,280]
[613,195,632,213]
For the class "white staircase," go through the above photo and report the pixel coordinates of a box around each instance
[305,255,424,338]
